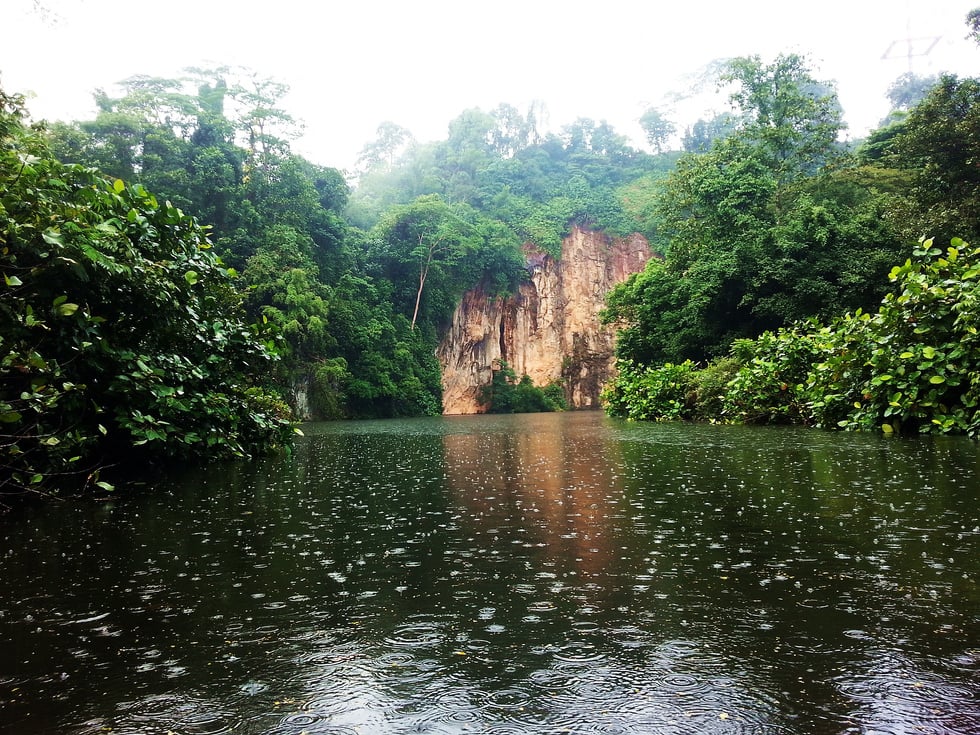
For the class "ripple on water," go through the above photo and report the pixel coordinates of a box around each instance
[384,621,445,648]
[116,694,243,735]
[300,690,372,721]
[835,667,980,732]
[660,672,706,694]
[486,687,534,710]
[528,668,580,693]
[432,685,489,711]
[480,723,537,734]
[553,638,605,663]
[269,721,358,735]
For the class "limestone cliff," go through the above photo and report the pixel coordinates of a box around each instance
[437,227,652,414]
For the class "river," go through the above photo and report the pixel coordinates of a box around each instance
[0,411,977,734]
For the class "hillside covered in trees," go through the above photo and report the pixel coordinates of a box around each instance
[4,32,980,495]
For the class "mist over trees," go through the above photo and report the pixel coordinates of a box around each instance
[5,30,980,495]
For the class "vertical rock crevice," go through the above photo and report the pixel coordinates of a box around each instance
[437,227,652,414]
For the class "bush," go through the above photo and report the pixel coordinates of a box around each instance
[604,237,980,439]
[478,362,566,413]
[722,327,822,424]
[807,238,980,436]
[1,88,292,496]
[601,360,698,421]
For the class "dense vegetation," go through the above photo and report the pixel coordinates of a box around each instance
[603,238,980,437]
[477,361,567,414]
[4,27,980,496]
[0,88,292,495]
[603,57,980,438]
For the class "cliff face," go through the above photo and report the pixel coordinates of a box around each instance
[437,227,652,414]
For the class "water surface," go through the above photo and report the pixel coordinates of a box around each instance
[1,412,977,733]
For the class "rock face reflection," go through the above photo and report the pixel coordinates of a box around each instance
[442,412,622,576]
[0,413,977,735]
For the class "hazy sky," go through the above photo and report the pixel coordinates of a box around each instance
[3,0,978,171]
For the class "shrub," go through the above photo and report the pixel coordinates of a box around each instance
[601,360,698,421]
[478,362,566,414]
[1,88,292,496]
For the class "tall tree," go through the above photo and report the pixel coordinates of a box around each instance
[373,195,481,330]
[722,53,844,185]
[891,74,980,243]
[0,86,291,494]
[356,121,414,174]
[681,113,740,153]
[605,55,898,365]
[886,72,941,112]
[639,106,676,153]
[967,7,980,45]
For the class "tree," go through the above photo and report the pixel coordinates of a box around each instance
[228,71,300,173]
[356,121,413,174]
[967,7,980,45]
[891,74,980,243]
[722,53,844,184]
[488,103,538,158]
[681,113,740,153]
[477,361,566,413]
[0,87,291,496]
[639,106,676,153]
[373,195,481,330]
[605,55,898,365]
[886,72,941,112]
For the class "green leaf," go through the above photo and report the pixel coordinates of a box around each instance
[113,178,125,193]
[0,411,23,423]
[42,229,64,246]
[56,303,79,316]
[929,375,946,385]
[95,481,115,492]
[184,270,199,285]
[4,274,23,287]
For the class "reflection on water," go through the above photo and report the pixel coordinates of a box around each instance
[0,412,977,734]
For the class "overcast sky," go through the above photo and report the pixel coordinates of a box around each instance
[3,0,978,171]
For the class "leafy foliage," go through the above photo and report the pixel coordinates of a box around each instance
[606,55,907,365]
[807,238,980,436]
[605,239,980,439]
[889,75,980,244]
[350,106,653,251]
[0,88,292,496]
[601,360,699,421]
[477,362,566,414]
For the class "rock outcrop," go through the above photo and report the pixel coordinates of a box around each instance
[437,227,652,414]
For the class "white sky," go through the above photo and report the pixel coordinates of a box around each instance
[3,0,979,171]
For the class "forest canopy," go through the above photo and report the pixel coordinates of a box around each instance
[4,38,980,497]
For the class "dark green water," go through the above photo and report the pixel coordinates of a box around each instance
[1,411,977,734]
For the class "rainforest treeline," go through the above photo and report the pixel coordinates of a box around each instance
[3,41,980,494]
